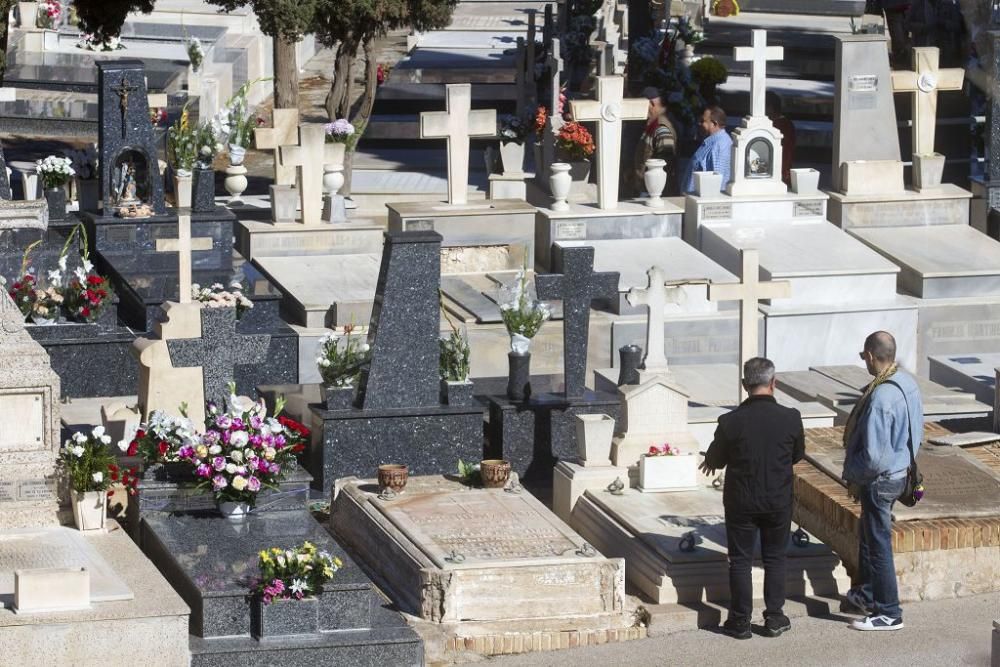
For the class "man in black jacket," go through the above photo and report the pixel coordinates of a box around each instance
[701,357,805,640]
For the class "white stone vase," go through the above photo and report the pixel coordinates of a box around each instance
[224,164,248,203]
[789,168,820,195]
[327,142,346,169]
[549,162,572,211]
[643,158,667,207]
[228,144,247,166]
[574,414,616,466]
[18,1,38,28]
[638,454,699,492]
[174,171,193,209]
[693,171,723,198]
[218,500,251,522]
[323,164,345,196]
[71,490,107,531]
[912,153,946,191]
[499,141,525,175]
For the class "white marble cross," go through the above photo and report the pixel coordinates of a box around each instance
[734,30,783,119]
[626,266,686,373]
[707,249,791,402]
[279,124,339,225]
[420,84,497,206]
[255,108,300,185]
[891,47,964,156]
[570,76,647,210]
[155,214,213,304]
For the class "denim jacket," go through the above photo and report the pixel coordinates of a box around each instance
[842,369,923,485]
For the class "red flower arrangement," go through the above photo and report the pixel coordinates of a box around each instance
[150,108,168,127]
[533,105,548,140]
[107,463,141,497]
[556,121,595,161]
[64,273,113,323]
[277,415,310,453]
[8,274,38,318]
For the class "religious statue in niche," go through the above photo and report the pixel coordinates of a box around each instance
[745,137,773,178]
[113,150,154,218]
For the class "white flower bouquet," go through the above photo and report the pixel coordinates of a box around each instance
[498,270,550,353]
[36,155,75,189]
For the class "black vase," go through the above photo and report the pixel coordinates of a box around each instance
[44,187,66,221]
[618,344,643,386]
[191,167,215,213]
[507,352,532,401]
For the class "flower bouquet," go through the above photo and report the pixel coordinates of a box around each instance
[256,541,342,605]
[36,155,75,189]
[123,410,200,467]
[77,33,124,51]
[192,281,254,319]
[195,121,224,170]
[60,426,116,530]
[498,270,550,354]
[499,114,528,145]
[533,105,548,141]
[316,324,369,388]
[555,121,594,162]
[168,106,198,176]
[7,273,39,320]
[186,36,205,73]
[37,0,61,29]
[324,118,355,145]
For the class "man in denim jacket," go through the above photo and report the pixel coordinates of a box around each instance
[841,331,923,632]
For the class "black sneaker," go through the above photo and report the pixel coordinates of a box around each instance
[851,615,904,631]
[721,619,752,640]
[763,614,791,637]
[845,588,873,615]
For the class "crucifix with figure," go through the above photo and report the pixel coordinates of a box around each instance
[627,266,698,374]
[734,30,783,120]
[707,249,790,402]
[536,245,619,399]
[891,47,964,158]
[155,214,213,304]
[569,76,647,210]
[113,75,139,139]
[420,84,496,206]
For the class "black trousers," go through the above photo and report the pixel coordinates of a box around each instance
[724,506,792,623]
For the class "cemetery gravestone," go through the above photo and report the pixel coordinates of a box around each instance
[626,266,688,373]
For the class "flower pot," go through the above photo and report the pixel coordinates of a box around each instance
[71,490,107,531]
[440,379,474,407]
[499,141,525,175]
[643,158,667,207]
[789,168,820,195]
[507,351,532,401]
[548,163,572,211]
[174,172,193,209]
[229,144,246,166]
[693,171,723,198]
[480,459,511,489]
[618,344,642,386]
[322,164,345,196]
[18,2,38,28]
[191,167,215,213]
[218,500,251,522]
[224,164,248,203]
[321,384,355,411]
[251,595,319,640]
[574,414,616,466]
[44,186,66,220]
[377,464,408,494]
[638,454,699,492]
[77,177,99,212]
[912,153,946,192]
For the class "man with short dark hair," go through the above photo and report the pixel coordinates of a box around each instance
[682,106,733,194]
[701,357,805,639]
[842,331,923,631]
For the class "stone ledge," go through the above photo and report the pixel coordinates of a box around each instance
[442,625,646,656]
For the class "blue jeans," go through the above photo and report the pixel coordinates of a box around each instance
[856,475,905,619]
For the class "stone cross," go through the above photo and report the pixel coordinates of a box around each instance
[570,76,647,210]
[536,245,619,399]
[626,266,686,373]
[154,214,213,304]
[254,108,300,185]
[891,47,964,156]
[278,124,331,225]
[707,249,791,402]
[734,29,783,119]
[420,84,497,206]
[166,307,271,405]
[541,40,565,181]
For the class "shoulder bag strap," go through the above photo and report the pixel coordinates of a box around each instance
[884,380,916,466]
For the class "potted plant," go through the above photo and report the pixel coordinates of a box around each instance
[498,269,550,400]
[60,426,117,531]
[690,56,728,106]
[167,105,198,208]
[251,541,343,640]
[323,118,355,197]
[191,121,222,213]
[498,114,528,174]
[377,464,408,494]
[439,305,472,406]
[638,443,699,492]
[192,281,254,320]
[316,323,369,410]
[555,121,594,184]
[36,155,75,220]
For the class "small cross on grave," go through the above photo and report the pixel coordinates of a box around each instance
[626,266,688,374]
[570,76,647,210]
[255,108,300,186]
[155,214,213,304]
[541,40,565,181]
[420,84,497,206]
[112,75,139,140]
[279,124,340,225]
[166,307,271,405]
[536,245,619,399]
[734,29,783,120]
[707,248,790,402]
[891,47,964,157]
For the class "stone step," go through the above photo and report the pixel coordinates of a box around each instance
[736,0,865,16]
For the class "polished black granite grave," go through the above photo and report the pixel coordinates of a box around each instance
[486,390,621,482]
[141,505,422,666]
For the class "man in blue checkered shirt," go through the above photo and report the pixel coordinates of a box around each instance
[683,106,733,194]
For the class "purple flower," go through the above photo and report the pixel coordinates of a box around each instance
[269,463,281,475]
[212,456,226,471]
[231,418,244,431]
[249,415,263,429]
[202,430,220,445]
[178,445,195,459]
[196,464,212,478]
[249,434,263,447]
[215,414,233,429]
[247,476,261,492]
[257,459,270,473]
[274,435,287,448]
[212,475,228,490]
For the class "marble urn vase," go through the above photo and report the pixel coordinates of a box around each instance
[574,414,615,466]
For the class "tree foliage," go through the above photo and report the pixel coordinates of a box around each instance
[206,0,319,40]
[75,0,155,42]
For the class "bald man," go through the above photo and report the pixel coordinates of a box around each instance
[841,331,923,632]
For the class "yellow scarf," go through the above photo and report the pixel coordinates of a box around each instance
[842,363,897,448]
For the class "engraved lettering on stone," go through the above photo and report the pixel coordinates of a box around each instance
[848,75,878,92]
[0,481,16,503]
[702,204,733,220]
[793,201,824,217]
[555,222,587,240]
[17,479,54,501]
[406,219,434,232]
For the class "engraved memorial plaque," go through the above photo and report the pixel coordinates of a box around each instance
[555,221,587,240]
[702,204,733,221]
[405,219,434,232]
[848,74,878,110]
[793,201,824,217]
[0,481,16,503]
[0,393,44,452]
[18,479,54,502]
[104,226,137,245]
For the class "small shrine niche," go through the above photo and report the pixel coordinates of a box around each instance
[112,148,152,206]
[745,138,773,179]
